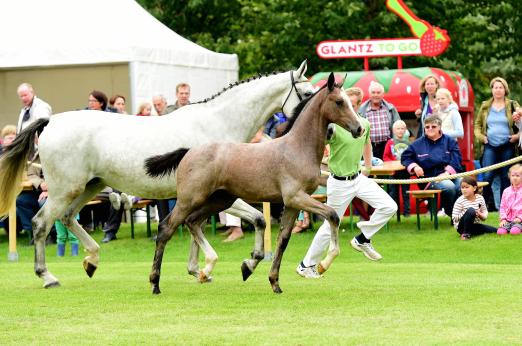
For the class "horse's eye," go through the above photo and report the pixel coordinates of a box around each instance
[335,99,344,106]
[304,91,312,97]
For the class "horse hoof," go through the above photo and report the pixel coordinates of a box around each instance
[83,260,97,278]
[317,263,326,274]
[152,286,161,295]
[44,281,61,289]
[241,261,253,281]
[198,271,213,283]
[272,286,283,294]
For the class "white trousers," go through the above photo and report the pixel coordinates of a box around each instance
[218,212,241,227]
[302,174,397,267]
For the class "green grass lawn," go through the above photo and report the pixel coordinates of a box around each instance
[1,213,521,345]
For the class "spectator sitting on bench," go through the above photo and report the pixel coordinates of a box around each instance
[401,115,462,219]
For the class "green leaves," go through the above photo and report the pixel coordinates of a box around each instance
[137,0,522,104]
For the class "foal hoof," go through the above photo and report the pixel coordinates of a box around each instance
[241,261,253,281]
[152,286,161,295]
[317,263,326,274]
[44,281,61,289]
[83,260,97,278]
[269,277,283,294]
[272,285,283,294]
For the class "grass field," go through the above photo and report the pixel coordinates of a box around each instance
[1,213,521,345]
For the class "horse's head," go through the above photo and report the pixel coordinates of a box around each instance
[322,73,362,138]
[281,60,315,116]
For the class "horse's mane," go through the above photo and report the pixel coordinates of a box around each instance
[191,71,285,105]
[280,83,335,136]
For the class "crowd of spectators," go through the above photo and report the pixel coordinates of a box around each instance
[2,73,522,251]
[0,82,214,250]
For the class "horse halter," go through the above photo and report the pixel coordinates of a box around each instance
[281,71,307,115]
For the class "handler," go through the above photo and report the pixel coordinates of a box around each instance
[296,87,397,279]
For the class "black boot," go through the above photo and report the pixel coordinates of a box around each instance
[102,231,117,243]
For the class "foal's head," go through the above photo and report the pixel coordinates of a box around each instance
[320,73,362,138]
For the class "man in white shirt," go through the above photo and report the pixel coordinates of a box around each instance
[16,83,52,133]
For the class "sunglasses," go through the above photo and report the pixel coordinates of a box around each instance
[424,125,439,129]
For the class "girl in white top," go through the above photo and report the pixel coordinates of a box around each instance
[452,175,496,240]
[432,88,464,140]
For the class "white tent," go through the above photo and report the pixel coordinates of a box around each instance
[0,0,238,127]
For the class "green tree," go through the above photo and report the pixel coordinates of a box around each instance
[137,0,522,105]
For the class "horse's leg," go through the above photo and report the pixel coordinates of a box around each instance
[287,191,342,275]
[224,199,266,281]
[59,180,105,277]
[33,199,69,288]
[184,194,237,282]
[187,234,200,277]
[150,209,188,294]
[185,214,218,283]
[268,206,299,294]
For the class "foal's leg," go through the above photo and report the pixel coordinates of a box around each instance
[268,206,299,294]
[186,198,266,281]
[150,208,188,294]
[287,191,342,275]
[225,199,266,280]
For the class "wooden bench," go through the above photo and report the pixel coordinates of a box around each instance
[129,199,154,238]
[407,190,442,230]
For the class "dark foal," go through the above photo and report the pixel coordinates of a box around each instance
[145,73,362,294]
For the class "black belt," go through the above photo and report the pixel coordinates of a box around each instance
[332,172,360,181]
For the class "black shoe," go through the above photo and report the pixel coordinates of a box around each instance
[102,232,117,243]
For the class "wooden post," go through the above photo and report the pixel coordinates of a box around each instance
[8,204,18,261]
[397,56,403,69]
[263,202,272,260]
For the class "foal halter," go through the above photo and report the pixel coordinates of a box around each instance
[281,71,307,115]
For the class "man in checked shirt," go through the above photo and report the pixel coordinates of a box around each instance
[358,81,401,159]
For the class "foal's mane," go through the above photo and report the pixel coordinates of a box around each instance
[191,71,284,105]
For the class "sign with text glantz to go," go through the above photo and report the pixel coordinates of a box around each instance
[317,38,422,59]
[316,0,450,60]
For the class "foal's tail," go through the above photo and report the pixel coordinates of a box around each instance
[145,148,190,178]
[0,118,49,217]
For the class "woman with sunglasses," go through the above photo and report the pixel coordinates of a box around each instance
[401,115,463,220]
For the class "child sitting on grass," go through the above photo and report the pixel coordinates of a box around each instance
[497,164,522,235]
[452,176,495,240]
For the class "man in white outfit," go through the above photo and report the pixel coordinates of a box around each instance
[16,83,52,133]
[297,87,397,278]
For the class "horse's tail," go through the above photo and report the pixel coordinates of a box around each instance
[145,148,190,178]
[0,118,49,217]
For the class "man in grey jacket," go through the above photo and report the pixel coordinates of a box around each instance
[358,81,400,159]
[16,83,52,133]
